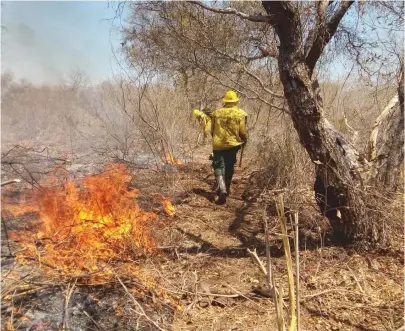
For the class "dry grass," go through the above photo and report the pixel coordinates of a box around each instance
[1,160,403,330]
[1,61,403,331]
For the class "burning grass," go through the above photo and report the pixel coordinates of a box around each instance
[2,163,183,329]
[162,198,176,216]
[165,153,184,166]
[3,163,159,283]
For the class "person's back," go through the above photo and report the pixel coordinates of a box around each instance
[210,90,247,204]
[211,105,247,150]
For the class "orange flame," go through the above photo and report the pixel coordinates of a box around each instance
[3,163,156,281]
[162,199,175,216]
[165,153,184,166]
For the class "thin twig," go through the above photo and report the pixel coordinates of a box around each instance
[347,265,365,294]
[62,279,77,330]
[1,179,21,186]
[164,286,245,298]
[1,215,12,256]
[301,288,362,300]
[116,275,165,331]
[246,248,267,276]
[188,1,271,23]
[224,284,268,311]
[83,310,106,331]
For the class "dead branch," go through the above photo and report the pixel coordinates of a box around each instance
[293,211,301,331]
[1,179,21,186]
[263,209,274,294]
[368,94,399,161]
[343,112,358,145]
[300,287,366,300]
[306,1,355,75]
[188,1,270,23]
[275,194,296,331]
[116,275,165,331]
[62,279,77,330]
[168,286,244,298]
[1,215,12,256]
[246,248,267,276]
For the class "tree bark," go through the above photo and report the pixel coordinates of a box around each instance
[373,68,404,191]
[262,1,384,247]
[368,95,399,162]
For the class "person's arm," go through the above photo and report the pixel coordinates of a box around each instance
[239,116,248,143]
[204,118,211,137]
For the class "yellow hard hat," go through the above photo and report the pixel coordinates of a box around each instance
[192,109,201,117]
[222,90,239,103]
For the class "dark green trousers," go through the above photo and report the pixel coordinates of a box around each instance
[212,146,241,189]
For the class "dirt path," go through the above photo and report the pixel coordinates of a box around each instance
[137,163,404,331]
[144,166,279,330]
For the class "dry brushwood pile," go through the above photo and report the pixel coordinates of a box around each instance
[1,157,403,331]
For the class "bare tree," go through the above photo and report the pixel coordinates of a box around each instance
[121,1,286,113]
[67,68,90,91]
[121,0,403,247]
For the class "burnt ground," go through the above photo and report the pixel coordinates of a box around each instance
[1,158,404,331]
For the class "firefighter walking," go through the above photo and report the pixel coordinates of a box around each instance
[211,90,247,203]
[192,109,211,145]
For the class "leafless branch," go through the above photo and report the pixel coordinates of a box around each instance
[246,248,267,276]
[242,66,284,99]
[368,94,399,161]
[1,179,21,187]
[306,1,355,75]
[304,1,329,57]
[188,1,270,23]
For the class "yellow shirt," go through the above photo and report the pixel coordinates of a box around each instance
[211,105,247,150]
[199,113,211,136]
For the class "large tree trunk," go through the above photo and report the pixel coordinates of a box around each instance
[375,69,404,191]
[263,1,385,247]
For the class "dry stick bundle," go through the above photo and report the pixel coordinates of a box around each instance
[275,194,297,331]
[263,208,273,288]
[62,279,77,330]
[264,208,285,331]
[293,211,301,331]
[247,195,298,330]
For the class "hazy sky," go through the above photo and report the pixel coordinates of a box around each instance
[1,1,123,85]
[1,2,401,86]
